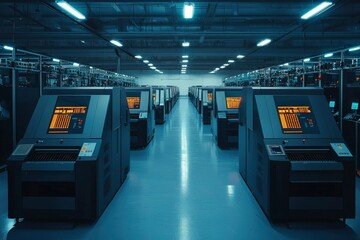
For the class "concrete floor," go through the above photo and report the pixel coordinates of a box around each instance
[0,96,360,240]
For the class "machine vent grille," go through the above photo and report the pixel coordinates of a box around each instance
[286,150,336,162]
[26,149,79,161]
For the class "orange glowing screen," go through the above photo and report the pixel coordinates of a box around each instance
[48,106,87,134]
[277,106,311,133]
[226,97,241,109]
[208,93,213,102]
[127,97,140,109]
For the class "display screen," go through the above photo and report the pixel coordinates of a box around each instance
[329,101,335,108]
[275,95,319,134]
[208,93,213,102]
[351,102,359,111]
[226,97,241,109]
[48,96,89,134]
[127,97,140,109]
[152,93,156,102]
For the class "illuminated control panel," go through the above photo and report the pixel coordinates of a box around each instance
[330,143,353,157]
[127,97,140,109]
[226,97,241,109]
[208,93,213,102]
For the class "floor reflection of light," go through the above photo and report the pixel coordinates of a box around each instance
[181,128,188,194]
[227,185,235,197]
[180,216,189,240]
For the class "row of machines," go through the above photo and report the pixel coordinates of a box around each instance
[8,87,130,220]
[165,86,180,114]
[239,87,355,221]
[126,87,155,149]
[152,86,180,124]
[188,86,214,125]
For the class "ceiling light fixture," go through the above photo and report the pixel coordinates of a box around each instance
[284,63,289,66]
[182,42,190,47]
[237,55,245,59]
[143,60,149,63]
[90,66,93,69]
[56,0,86,20]
[73,62,79,67]
[135,55,142,59]
[349,46,360,52]
[183,2,194,19]
[228,60,235,63]
[324,53,333,58]
[303,58,311,62]
[182,55,189,58]
[182,60,189,63]
[150,66,156,69]
[4,45,13,51]
[110,40,123,47]
[224,64,229,66]
[220,66,225,69]
[257,39,271,47]
[53,58,60,62]
[148,63,153,66]
[301,1,333,20]
[215,68,220,70]
[182,65,187,67]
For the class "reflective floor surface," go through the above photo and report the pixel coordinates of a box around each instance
[1,97,360,240]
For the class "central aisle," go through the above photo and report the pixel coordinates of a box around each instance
[4,97,360,240]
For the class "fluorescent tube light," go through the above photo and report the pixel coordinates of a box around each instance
[220,66,225,69]
[148,63,153,66]
[224,64,229,66]
[53,58,60,62]
[182,65,187,67]
[349,46,360,52]
[183,2,194,19]
[182,42,190,47]
[150,66,156,69]
[182,60,189,63]
[257,39,271,47]
[110,40,123,47]
[324,53,333,58]
[303,58,311,62]
[56,0,86,20]
[90,66,93,69]
[301,2,333,20]
[135,55,142,59]
[182,55,189,58]
[4,45,13,51]
[73,62,79,67]
[215,68,220,70]
[143,60,149,63]
[237,55,245,59]
[228,60,235,63]
[284,63,289,66]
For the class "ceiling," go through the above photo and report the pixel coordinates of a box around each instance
[0,0,359,76]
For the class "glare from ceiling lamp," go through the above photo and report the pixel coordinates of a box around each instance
[55,0,86,20]
[182,42,190,47]
[4,45,13,51]
[237,55,245,59]
[183,2,194,19]
[53,58,60,62]
[284,63,289,66]
[148,63,154,66]
[215,68,220,70]
[110,40,123,47]
[182,55,189,58]
[324,53,333,58]
[209,71,215,74]
[150,66,156,69]
[182,60,189,63]
[228,60,235,63]
[135,55,142,59]
[73,62,80,67]
[349,46,360,52]
[224,64,229,66]
[257,39,271,47]
[90,66,93,69]
[303,58,311,62]
[220,66,225,69]
[301,2,333,20]
[143,60,149,63]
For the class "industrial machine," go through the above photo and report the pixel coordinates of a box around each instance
[165,87,172,114]
[196,87,203,114]
[202,88,213,124]
[7,87,130,220]
[239,87,355,221]
[153,87,166,124]
[211,87,243,149]
[126,87,155,149]
[343,99,360,176]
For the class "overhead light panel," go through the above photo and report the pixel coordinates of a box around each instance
[183,2,194,19]
[150,66,156,69]
[224,64,229,66]
[4,45,13,51]
[257,39,271,47]
[53,58,60,62]
[182,55,189,58]
[182,42,190,47]
[56,0,86,20]
[301,2,333,20]
[215,68,220,70]
[110,40,123,47]
[182,65,187,67]
[73,62,79,67]
[284,63,289,66]
[143,60,149,64]
[135,55,142,59]
[228,60,235,63]
[182,60,189,63]
[324,53,333,58]
[303,58,311,62]
[220,66,225,69]
[237,55,245,59]
[90,66,93,69]
[148,63,153,66]
[349,46,360,52]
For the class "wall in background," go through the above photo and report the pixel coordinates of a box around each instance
[134,73,225,95]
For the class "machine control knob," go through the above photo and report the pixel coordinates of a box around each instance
[60,139,64,143]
